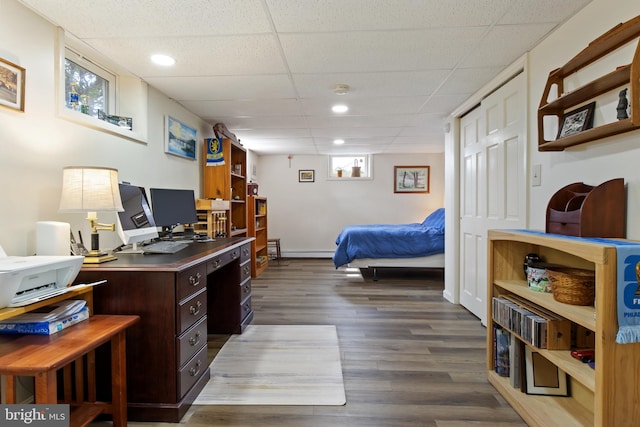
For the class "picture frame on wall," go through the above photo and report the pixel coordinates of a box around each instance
[299,169,315,183]
[394,166,430,193]
[165,115,197,160]
[557,101,596,139]
[0,57,26,112]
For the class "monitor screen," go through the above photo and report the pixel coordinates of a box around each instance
[116,183,159,245]
[149,188,198,231]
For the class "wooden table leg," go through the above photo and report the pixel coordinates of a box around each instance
[34,370,58,403]
[5,375,17,404]
[110,330,128,427]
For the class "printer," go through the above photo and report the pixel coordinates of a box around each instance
[0,245,84,309]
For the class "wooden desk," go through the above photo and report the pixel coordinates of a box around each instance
[75,237,253,422]
[0,314,139,427]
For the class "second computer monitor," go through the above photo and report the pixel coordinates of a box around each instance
[149,188,198,234]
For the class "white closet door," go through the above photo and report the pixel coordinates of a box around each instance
[459,73,526,324]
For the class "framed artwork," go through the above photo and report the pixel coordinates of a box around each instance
[165,115,197,160]
[557,102,596,139]
[394,166,430,193]
[0,57,26,112]
[524,347,568,396]
[299,169,315,183]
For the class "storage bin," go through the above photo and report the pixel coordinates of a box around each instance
[546,267,595,306]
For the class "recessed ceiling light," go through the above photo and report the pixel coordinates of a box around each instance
[332,104,348,113]
[333,139,345,145]
[151,54,176,66]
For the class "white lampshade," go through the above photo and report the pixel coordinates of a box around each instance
[59,166,124,212]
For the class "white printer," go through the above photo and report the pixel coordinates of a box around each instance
[0,245,85,309]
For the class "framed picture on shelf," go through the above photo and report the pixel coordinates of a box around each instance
[557,102,596,139]
[165,115,197,160]
[299,169,315,183]
[524,347,568,396]
[0,57,26,112]
[394,166,430,193]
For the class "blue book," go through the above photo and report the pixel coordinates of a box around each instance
[0,301,89,335]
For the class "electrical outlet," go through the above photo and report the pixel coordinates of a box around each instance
[532,164,542,187]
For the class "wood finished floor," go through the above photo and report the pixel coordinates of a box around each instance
[97,259,527,427]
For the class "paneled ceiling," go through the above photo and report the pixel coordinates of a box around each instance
[19,0,592,155]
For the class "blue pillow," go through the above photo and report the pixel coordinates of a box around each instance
[421,208,445,231]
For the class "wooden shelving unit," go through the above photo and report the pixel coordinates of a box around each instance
[487,229,640,426]
[202,138,247,237]
[248,196,268,277]
[537,15,640,151]
[194,198,229,238]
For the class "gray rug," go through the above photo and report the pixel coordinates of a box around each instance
[194,325,346,405]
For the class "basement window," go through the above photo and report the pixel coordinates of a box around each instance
[55,28,148,143]
[328,155,372,179]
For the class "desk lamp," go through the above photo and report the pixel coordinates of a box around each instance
[59,166,124,263]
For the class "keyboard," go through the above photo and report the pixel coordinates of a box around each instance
[142,240,190,254]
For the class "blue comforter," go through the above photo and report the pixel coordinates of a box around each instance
[332,208,445,268]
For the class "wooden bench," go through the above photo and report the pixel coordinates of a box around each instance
[0,314,139,427]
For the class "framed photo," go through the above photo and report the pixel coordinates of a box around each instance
[165,115,197,160]
[394,166,430,193]
[0,57,26,112]
[299,169,315,183]
[557,102,596,139]
[524,347,568,396]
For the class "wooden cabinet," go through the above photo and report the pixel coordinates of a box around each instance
[75,238,252,422]
[203,138,247,237]
[537,15,640,151]
[487,229,640,427]
[248,196,268,277]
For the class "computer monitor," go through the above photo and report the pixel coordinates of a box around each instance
[149,188,198,237]
[115,183,159,252]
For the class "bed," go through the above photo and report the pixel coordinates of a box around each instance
[332,208,445,278]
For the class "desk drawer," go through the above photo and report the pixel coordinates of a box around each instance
[178,344,207,398]
[177,264,207,302]
[177,289,207,334]
[240,260,251,283]
[240,279,251,301]
[240,295,252,322]
[177,315,207,367]
[240,243,251,263]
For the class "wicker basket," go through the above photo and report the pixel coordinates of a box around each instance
[546,267,595,305]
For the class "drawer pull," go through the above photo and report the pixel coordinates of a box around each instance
[243,285,250,294]
[243,248,250,257]
[189,360,201,377]
[231,250,239,259]
[212,259,220,269]
[189,272,202,286]
[189,331,201,347]
[243,266,250,275]
[189,301,202,316]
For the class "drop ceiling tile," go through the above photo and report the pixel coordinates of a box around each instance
[177,99,303,118]
[299,96,429,116]
[267,0,511,32]
[417,95,474,115]
[292,70,451,98]
[437,67,505,95]
[213,116,310,129]
[86,34,286,77]
[461,23,557,68]
[279,27,487,73]
[305,114,416,128]
[145,75,296,101]
[311,127,402,138]
[20,0,271,37]
[499,0,593,25]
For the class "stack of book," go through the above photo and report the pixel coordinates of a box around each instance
[0,299,89,335]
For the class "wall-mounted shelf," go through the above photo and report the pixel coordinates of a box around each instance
[538,15,640,151]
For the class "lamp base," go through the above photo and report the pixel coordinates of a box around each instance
[83,251,117,264]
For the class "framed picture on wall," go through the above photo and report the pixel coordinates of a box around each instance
[165,115,197,160]
[394,166,430,193]
[0,57,26,112]
[299,169,315,182]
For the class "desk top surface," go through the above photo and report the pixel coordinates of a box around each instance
[80,237,253,272]
[0,314,139,373]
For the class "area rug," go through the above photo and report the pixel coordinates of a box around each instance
[193,325,346,405]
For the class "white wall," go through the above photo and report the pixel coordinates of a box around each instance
[527,0,640,238]
[255,153,444,257]
[0,0,214,256]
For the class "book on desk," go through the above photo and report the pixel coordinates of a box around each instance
[0,299,89,335]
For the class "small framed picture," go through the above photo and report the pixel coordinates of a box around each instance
[0,57,26,112]
[165,115,197,160]
[524,347,568,396]
[557,102,596,139]
[394,166,430,193]
[299,169,315,183]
